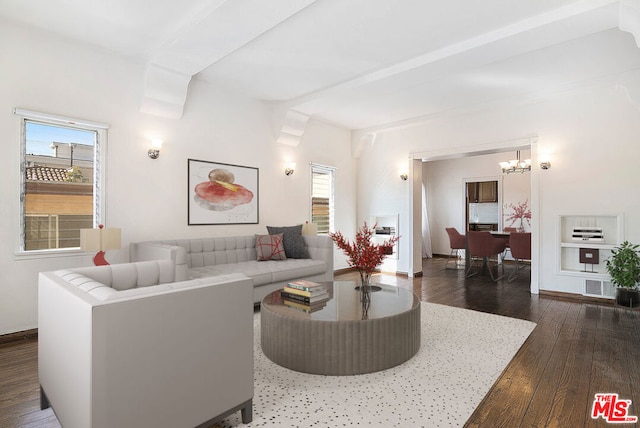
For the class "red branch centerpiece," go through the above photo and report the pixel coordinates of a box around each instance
[505,199,532,231]
[329,222,400,299]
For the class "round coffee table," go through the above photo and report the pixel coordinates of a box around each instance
[260,281,421,375]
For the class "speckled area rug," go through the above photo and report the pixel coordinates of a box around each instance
[214,302,536,428]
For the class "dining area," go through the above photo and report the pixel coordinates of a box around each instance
[445,227,531,282]
[421,153,533,285]
[452,176,532,282]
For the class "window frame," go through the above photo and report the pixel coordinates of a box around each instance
[310,162,337,235]
[14,108,108,258]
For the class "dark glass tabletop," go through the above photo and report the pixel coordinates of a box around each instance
[262,281,419,321]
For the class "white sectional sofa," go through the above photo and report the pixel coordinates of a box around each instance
[38,260,254,428]
[130,234,334,304]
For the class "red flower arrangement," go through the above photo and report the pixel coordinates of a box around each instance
[329,222,400,277]
[505,199,532,229]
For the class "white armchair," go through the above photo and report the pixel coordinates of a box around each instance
[38,260,254,428]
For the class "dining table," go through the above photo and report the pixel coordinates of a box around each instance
[489,230,511,239]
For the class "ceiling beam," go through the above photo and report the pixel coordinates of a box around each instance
[280,0,622,128]
[140,65,192,119]
[277,110,310,146]
[141,0,318,118]
[620,0,640,46]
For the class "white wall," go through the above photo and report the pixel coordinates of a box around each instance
[0,20,355,335]
[358,74,640,295]
[502,169,531,232]
[356,137,412,273]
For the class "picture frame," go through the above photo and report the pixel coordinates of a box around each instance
[187,159,259,225]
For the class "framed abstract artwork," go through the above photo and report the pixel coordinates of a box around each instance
[187,159,259,225]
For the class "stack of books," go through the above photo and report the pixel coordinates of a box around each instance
[281,280,329,313]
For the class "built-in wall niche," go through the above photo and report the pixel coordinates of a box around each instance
[558,213,623,282]
[370,214,399,259]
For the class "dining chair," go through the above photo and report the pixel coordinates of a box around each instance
[508,232,531,282]
[465,231,507,281]
[445,227,466,269]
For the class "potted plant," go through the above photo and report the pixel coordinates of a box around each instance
[604,241,640,307]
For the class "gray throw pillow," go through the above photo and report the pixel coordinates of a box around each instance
[266,225,310,259]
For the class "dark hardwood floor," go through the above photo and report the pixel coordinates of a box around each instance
[1,257,638,427]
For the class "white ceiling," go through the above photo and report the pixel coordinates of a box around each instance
[2,0,640,131]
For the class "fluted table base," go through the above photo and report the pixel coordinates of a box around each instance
[260,282,421,375]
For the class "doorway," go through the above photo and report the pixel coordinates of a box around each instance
[409,137,539,294]
[466,179,500,233]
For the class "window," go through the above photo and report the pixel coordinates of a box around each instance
[16,109,107,253]
[310,163,336,235]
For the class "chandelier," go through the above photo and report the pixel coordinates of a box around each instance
[499,150,531,174]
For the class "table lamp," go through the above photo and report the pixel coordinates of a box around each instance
[302,221,318,235]
[80,225,121,266]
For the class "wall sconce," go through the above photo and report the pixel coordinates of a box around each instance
[399,170,408,181]
[148,138,163,159]
[285,162,296,176]
[540,161,551,170]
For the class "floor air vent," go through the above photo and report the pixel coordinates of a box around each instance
[584,279,615,298]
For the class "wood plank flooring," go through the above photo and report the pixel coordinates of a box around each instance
[1,257,638,427]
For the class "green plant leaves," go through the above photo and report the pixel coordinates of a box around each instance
[605,241,640,289]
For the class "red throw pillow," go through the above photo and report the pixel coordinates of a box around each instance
[255,234,287,261]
